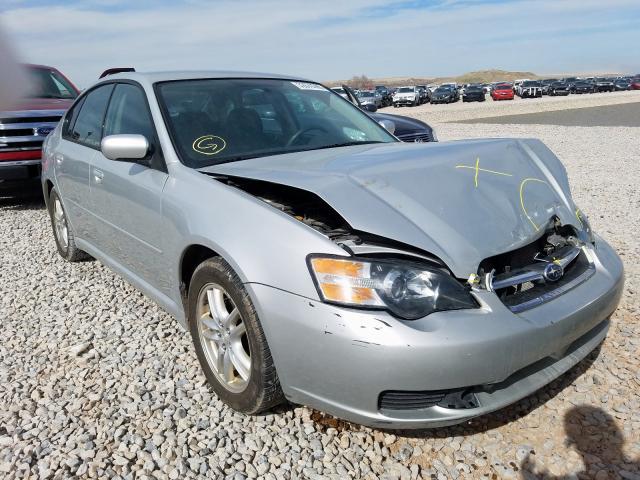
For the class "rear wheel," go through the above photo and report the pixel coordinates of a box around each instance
[48,187,90,262]
[188,257,284,413]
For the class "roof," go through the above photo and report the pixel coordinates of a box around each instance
[98,70,312,85]
[21,63,59,70]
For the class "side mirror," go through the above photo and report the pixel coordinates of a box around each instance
[101,134,149,161]
[378,119,395,134]
[362,103,377,113]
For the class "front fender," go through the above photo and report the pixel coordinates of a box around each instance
[162,167,347,311]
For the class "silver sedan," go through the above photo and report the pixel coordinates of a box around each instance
[41,70,623,429]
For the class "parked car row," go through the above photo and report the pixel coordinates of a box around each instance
[332,73,640,111]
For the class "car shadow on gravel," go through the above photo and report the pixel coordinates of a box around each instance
[0,193,45,210]
[519,405,640,479]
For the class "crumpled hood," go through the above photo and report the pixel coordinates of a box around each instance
[203,138,580,278]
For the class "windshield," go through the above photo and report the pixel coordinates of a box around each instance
[466,86,482,92]
[397,87,414,93]
[435,87,451,93]
[25,67,77,99]
[358,91,373,97]
[495,84,512,90]
[156,78,397,168]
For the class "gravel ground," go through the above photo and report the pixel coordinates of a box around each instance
[1,92,639,480]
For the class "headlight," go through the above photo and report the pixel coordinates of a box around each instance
[308,256,478,319]
[575,206,595,244]
[431,129,438,142]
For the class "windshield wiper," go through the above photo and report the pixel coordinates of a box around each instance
[300,141,386,152]
[200,142,387,167]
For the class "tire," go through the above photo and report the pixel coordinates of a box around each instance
[188,257,284,414]
[48,187,90,262]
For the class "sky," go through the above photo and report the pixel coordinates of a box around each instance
[1,0,639,88]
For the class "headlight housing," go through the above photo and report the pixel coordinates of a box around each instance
[574,206,595,244]
[308,256,478,320]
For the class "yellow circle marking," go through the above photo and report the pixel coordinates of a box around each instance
[519,177,549,232]
[192,135,227,156]
[575,208,584,229]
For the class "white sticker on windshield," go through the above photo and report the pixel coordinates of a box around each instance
[291,81,326,91]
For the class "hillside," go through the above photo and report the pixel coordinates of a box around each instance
[326,69,541,88]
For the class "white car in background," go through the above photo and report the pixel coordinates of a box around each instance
[392,86,420,107]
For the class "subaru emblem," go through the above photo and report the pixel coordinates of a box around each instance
[543,263,564,282]
[414,137,424,143]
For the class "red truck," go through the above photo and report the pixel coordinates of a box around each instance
[0,64,78,195]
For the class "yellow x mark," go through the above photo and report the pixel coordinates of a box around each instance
[455,157,513,188]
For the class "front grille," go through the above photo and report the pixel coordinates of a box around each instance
[397,131,433,143]
[0,141,44,152]
[0,128,34,137]
[379,389,479,411]
[0,115,61,124]
[501,251,594,312]
[0,109,63,154]
[480,229,596,313]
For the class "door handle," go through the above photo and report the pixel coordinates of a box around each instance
[93,169,104,184]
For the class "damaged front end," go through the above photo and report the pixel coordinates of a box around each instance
[207,173,599,318]
[472,218,596,313]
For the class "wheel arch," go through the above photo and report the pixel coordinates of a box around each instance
[177,241,255,311]
[179,244,221,308]
[44,179,54,207]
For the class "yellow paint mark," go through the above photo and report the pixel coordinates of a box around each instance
[474,157,480,188]
[575,208,584,229]
[455,158,513,189]
[519,177,548,232]
[192,135,227,156]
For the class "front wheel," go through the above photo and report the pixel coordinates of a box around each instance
[48,187,90,262]
[188,257,284,414]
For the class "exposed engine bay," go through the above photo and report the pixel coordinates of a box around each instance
[475,219,595,311]
[210,174,445,266]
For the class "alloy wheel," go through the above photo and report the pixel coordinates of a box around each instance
[196,283,251,392]
[53,197,69,250]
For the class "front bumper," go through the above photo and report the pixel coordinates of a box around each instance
[248,237,623,429]
[393,98,416,106]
